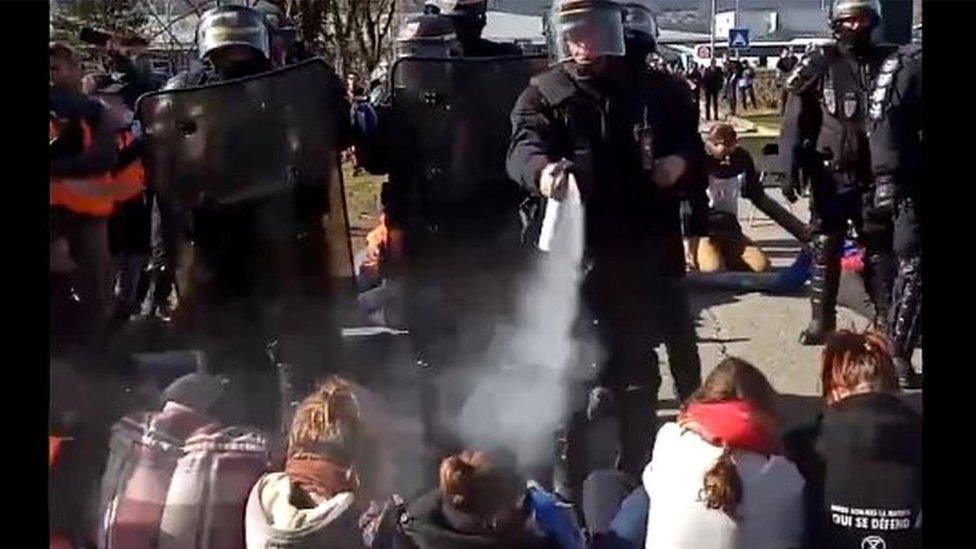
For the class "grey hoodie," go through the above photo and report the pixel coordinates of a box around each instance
[244,472,366,549]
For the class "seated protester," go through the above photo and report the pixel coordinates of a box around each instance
[689,124,772,273]
[398,450,581,549]
[643,357,805,549]
[785,330,922,549]
[97,372,271,548]
[246,376,403,548]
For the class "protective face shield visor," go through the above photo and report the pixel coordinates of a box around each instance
[197,8,271,60]
[622,4,659,41]
[829,0,882,23]
[829,0,882,43]
[396,15,458,58]
[552,6,626,64]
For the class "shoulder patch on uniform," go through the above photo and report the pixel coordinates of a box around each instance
[870,50,903,121]
[786,48,830,94]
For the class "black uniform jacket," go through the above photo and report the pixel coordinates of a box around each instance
[506,60,706,275]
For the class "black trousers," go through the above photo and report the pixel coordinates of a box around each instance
[51,209,113,355]
[809,174,894,319]
[808,176,892,253]
[704,91,720,121]
[165,195,344,429]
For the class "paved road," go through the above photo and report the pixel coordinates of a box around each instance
[658,192,922,427]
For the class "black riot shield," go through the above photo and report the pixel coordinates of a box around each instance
[137,59,354,280]
[389,55,549,222]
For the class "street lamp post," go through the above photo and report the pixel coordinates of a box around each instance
[710,0,716,62]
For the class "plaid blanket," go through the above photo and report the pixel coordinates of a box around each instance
[98,402,270,549]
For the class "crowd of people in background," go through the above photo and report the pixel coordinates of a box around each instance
[664,46,800,121]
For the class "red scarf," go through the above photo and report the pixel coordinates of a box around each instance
[678,400,779,455]
[285,455,358,501]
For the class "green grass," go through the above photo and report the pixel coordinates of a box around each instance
[342,161,385,256]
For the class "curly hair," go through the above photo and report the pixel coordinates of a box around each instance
[287,376,362,464]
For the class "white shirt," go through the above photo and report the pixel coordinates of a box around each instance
[643,422,806,549]
[707,174,745,216]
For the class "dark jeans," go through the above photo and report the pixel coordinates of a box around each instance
[584,469,649,549]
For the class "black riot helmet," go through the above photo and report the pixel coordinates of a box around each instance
[828,0,882,52]
[548,0,626,66]
[438,0,488,45]
[617,0,659,63]
[197,5,271,61]
[395,14,459,59]
[254,1,297,65]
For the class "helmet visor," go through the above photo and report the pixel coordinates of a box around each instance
[623,5,659,40]
[553,7,625,63]
[198,10,270,60]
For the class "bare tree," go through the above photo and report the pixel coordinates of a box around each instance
[286,0,396,77]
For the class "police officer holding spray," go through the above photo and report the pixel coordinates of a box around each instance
[508,0,704,500]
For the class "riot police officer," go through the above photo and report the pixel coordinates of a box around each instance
[508,0,701,499]
[618,0,705,404]
[869,42,922,388]
[364,10,540,456]
[780,0,897,345]
[145,5,352,427]
[437,0,522,57]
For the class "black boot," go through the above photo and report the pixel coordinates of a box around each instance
[553,413,587,504]
[617,386,658,480]
[890,255,922,389]
[800,234,842,345]
[864,251,896,333]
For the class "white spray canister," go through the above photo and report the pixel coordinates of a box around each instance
[537,167,584,258]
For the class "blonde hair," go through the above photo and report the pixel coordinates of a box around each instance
[287,376,362,464]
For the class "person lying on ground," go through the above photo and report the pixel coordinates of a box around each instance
[784,329,922,549]
[642,357,806,549]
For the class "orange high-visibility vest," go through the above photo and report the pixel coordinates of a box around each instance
[50,118,120,217]
[50,120,146,215]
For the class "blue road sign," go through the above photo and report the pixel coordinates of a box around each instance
[729,28,750,48]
